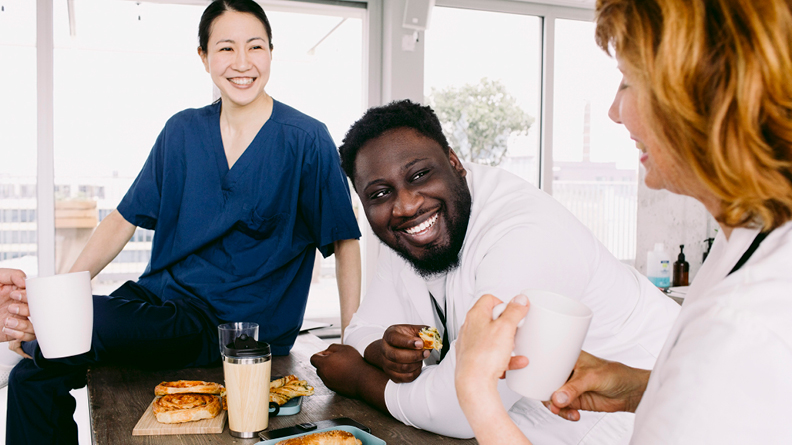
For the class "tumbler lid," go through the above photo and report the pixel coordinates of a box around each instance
[222,333,271,359]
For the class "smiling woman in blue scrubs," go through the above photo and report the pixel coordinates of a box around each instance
[2,1,361,443]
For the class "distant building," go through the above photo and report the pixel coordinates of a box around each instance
[0,175,152,281]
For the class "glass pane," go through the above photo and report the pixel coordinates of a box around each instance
[0,1,37,274]
[425,7,542,186]
[552,19,637,263]
[266,10,364,145]
[52,0,212,293]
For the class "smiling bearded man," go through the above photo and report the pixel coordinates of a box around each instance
[310,100,681,444]
[362,127,472,279]
[390,168,470,278]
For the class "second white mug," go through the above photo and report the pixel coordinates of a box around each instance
[25,271,94,359]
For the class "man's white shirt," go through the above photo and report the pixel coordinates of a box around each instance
[345,163,680,443]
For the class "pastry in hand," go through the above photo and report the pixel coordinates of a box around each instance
[154,380,224,396]
[152,393,221,424]
[275,429,362,445]
[418,327,443,351]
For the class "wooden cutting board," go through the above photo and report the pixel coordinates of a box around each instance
[132,398,227,436]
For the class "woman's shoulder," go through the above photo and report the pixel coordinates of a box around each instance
[269,100,329,138]
[165,102,219,128]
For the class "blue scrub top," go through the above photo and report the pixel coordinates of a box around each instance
[117,100,361,354]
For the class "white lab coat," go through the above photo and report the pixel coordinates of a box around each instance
[345,163,680,444]
[632,222,792,444]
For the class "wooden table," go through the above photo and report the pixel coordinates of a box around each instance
[87,333,476,444]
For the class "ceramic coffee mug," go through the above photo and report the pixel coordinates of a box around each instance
[25,271,94,359]
[492,289,593,400]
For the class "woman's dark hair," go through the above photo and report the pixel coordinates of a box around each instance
[339,100,451,185]
[198,0,273,53]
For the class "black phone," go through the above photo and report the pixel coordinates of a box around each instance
[258,417,371,440]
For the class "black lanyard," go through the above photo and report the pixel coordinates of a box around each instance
[429,292,450,362]
[727,230,771,276]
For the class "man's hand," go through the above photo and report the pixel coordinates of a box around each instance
[1,268,31,344]
[311,344,388,412]
[364,324,430,383]
[545,351,651,421]
[311,344,368,398]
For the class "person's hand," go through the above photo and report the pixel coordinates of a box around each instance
[8,339,32,359]
[0,268,26,292]
[311,343,389,412]
[454,294,534,445]
[455,294,529,397]
[311,343,369,398]
[364,324,430,383]
[545,351,651,421]
[1,268,31,343]
[4,305,35,344]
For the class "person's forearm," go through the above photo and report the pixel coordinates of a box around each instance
[354,358,390,412]
[334,239,361,340]
[69,210,137,278]
[458,381,532,445]
[625,368,651,412]
[363,339,385,369]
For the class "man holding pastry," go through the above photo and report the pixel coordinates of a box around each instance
[311,100,680,443]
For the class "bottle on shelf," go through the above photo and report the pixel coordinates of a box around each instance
[647,243,671,289]
[673,244,690,287]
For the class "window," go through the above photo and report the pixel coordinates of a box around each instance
[552,19,637,263]
[51,0,211,284]
[0,1,37,272]
[424,6,542,186]
[424,5,637,263]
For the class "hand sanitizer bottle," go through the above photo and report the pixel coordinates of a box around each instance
[673,244,690,286]
[647,243,671,289]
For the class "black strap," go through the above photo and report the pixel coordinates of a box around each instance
[727,230,771,276]
[429,292,450,362]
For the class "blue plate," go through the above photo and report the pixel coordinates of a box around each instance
[269,376,304,416]
[270,396,301,416]
[257,425,386,444]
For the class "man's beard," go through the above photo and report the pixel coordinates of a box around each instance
[392,177,472,278]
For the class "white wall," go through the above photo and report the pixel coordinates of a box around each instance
[381,0,426,102]
[634,168,718,281]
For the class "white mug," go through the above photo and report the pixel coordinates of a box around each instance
[492,289,592,400]
[25,271,94,359]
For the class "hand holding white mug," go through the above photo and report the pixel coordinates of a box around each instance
[25,271,93,359]
[493,289,593,401]
[456,294,531,390]
[455,294,535,445]
[1,268,34,344]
